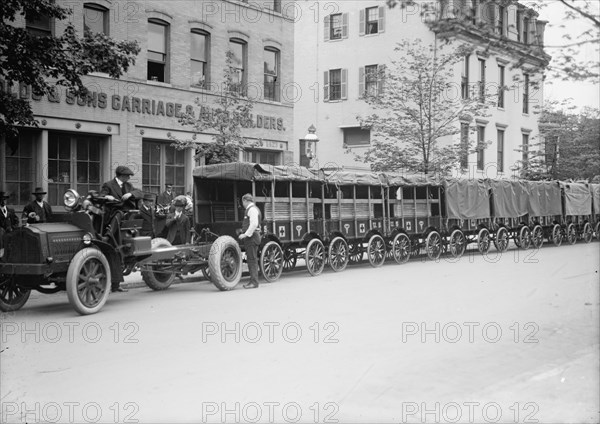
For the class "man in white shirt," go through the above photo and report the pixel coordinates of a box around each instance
[238,193,262,289]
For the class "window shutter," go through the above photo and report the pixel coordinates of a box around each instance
[324,15,330,42]
[359,9,365,36]
[377,64,384,95]
[341,68,348,100]
[342,13,348,38]
[324,71,329,101]
[358,66,365,97]
[378,6,385,33]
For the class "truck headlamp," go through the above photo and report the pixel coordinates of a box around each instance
[82,233,93,245]
[64,189,79,210]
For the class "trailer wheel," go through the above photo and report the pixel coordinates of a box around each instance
[328,237,349,272]
[426,231,442,261]
[282,247,297,272]
[141,238,176,290]
[517,226,531,250]
[566,223,577,245]
[448,229,466,259]
[595,222,600,241]
[531,225,544,249]
[305,239,325,276]
[494,227,509,252]
[477,228,491,254]
[367,234,386,267]
[260,241,284,282]
[391,233,411,264]
[208,236,242,291]
[0,275,30,312]
[551,224,563,246]
[348,241,364,263]
[66,247,111,315]
[582,222,593,243]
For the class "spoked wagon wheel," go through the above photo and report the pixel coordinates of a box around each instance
[282,247,297,272]
[566,223,577,245]
[0,274,31,312]
[551,224,563,247]
[328,237,349,272]
[448,229,466,259]
[391,233,411,264]
[517,226,531,250]
[305,239,326,276]
[477,228,491,254]
[367,234,386,267]
[208,236,242,291]
[582,222,593,243]
[66,247,111,315]
[142,238,176,290]
[531,225,544,249]
[260,241,284,283]
[493,227,509,253]
[425,231,442,261]
[348,241,364,264]
[595,222,600,241]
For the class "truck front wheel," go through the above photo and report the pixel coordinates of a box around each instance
[0,275,30,312]
[66,247,111,315]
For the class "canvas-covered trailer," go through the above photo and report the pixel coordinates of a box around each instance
[524,180,563,247]
[488,179,533,250]
[591,184,600,241]
[560,182,594,244]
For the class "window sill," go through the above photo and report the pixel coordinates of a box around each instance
[325,99,346,103]
[88,72,111,78]
[344,144,370,148]
[497,106,505,111]
[361,32,382,37]
[326,38,345,42]
[147,80,172,87]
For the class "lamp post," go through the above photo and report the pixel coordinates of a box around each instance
[302,124,319,169]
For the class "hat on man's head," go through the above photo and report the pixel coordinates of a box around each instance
[0,191,10,199]
[173,198,187,207]
[165,183,173,188]
[115,166,134,176]
[32,187,47,195]
[143,193,156,201]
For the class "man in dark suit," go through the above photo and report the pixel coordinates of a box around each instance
[134,193,156,238]
[22,187,53,224]
[157,183,175,208]
[0,191,20,255]
[165,198,190,245]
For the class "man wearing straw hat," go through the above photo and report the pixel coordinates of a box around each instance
[22,187,53,224]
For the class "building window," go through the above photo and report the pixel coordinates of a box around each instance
[478,58,486,102]
[330,13,343,40]
[244,150,279,165]
[343,127,370,147]
[148,19,169,83]
[523,73,530,114]
[229,39,247,94]
[523,16,529,44]
[460,123,469,169]
[142,141,186,196]
[26,11,52,36]
[497,6,505,36]
[461,55,470,99]
[522,133,529,167]
[324,69,347,101]
[497,128,504,172]
[362,65,379,96]
[516,11,522,42]
[191,30,209,88]
[4,131,36,206]
[360,7,384,36]
[264,47,280,102]
[476,125,485,170]
[497,64,505,108]
[48,133,104,206]
[83,3,108,35]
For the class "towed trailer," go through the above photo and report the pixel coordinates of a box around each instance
[592,184,600,240]
[560,182,595,244]
[524,180,563,247]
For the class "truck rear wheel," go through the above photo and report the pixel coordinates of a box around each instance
[0,275,30,312]
[141,238,176,291]
[66,247,111,315]
[208,236,242,291]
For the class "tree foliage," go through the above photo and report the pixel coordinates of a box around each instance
[0,0,140,138]
[353,39,492,175]
[173,51,255,165]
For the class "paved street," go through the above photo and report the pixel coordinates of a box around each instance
[1,242,599,424]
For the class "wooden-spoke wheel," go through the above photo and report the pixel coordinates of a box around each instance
[517,226,531,250]
[328,237,349,272]
[566,223,577,245]
[595,222,600,241]
[66,247,111,315]
[208,236,243,291]
[282,247,297,272]
[0,274,31,312]
[477,228,491,254]
[348,241,364,264]
[448,229,466,259]
[391,233,411,264]
[493,227,509,253]
[305,239,326,276]
[582,222,593,243]
[425,231,442,261]
[531,225,544,249]
[551,224,563,247]
[367,234,386,267]
[260,241,284,283]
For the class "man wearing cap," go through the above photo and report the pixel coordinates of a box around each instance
[0,192,20,254]
[101,166,142,210]
[157,183,175,208]
[238,193,262,289]
[134,193,156,238]
[22,187,53,224]
[165,197,190,245]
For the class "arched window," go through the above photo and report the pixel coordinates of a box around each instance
[229,38,247,94]
[84,3,109,35]
[148,19,170,83]
[191,30,210,88]
[264,47,280,101]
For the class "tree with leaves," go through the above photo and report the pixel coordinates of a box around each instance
[0,0,140,138]
[173,51,256,165]
[353,39,492,175]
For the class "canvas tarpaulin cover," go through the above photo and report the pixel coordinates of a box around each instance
[490,180,529,218]
[525,181,562,216]
[323,170,385,186]
[443,179,490,220]
[193,163,321,182]
[591,184,600,215]
[561,182,592,216]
